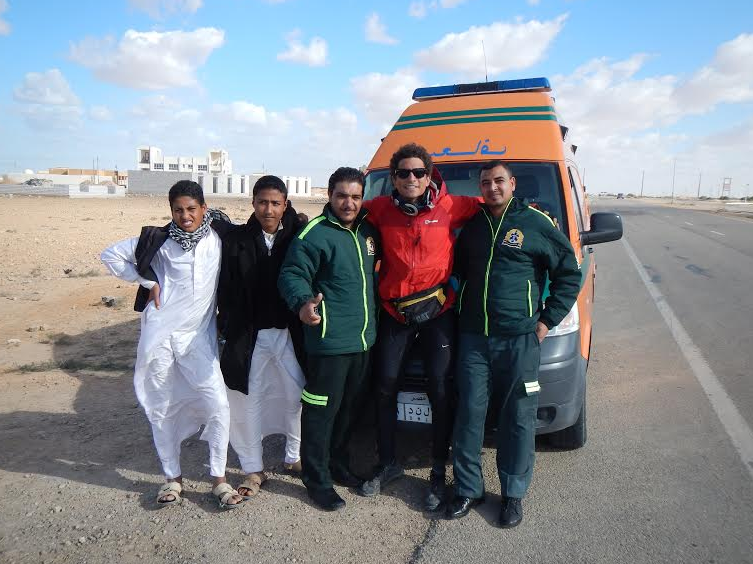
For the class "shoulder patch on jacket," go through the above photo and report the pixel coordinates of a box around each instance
[298,216,326,240]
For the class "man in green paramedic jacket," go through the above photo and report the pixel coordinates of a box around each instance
[447,160,581,528]
[278,167,379,512]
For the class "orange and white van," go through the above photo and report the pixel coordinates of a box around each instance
[364,78,622,448]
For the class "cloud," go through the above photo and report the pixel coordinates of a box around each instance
[276,30,328,67]
[676,33,753,112]
[350,68,422,131]
[14,69,80,106]
[12,69,84,131]
[128,0,202,19]
[69,27,225,90]
[554,34,753,143]
[131,95,183,120]
[408,0,468,18]
[549,35,753,195]
[527,0,541,5]
[0,0,10,35]
[122,98,367,181]
[414,15,567,77]
[408,2,428,18]
[89,105,114,121]
[553,55,680,140]
[19,104,84,131]
[365,12,399,45]
[210,101,271,128]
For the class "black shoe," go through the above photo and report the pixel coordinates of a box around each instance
[331,467,364,488]
[498,496,523,528]
[358,462,404,497]
[307,488,346,512]
[445,495,485,520]
[424,471,446,512]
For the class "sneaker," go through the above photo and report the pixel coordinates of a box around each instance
[424,470,446,512]
[357,462,404,497]
[498,496,523,528]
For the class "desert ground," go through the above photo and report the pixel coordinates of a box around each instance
[0,194,438,564]
[2,193,751,564]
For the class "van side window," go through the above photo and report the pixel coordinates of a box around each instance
[567,168,585,233]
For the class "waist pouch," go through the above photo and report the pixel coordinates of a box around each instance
[393,284,447,326]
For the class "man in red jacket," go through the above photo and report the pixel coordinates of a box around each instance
[358,143,479,511]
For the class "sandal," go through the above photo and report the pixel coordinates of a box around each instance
[284,459,302,474]
[237,471,267,500]
[212,482,244,510]
[156,481,182,507]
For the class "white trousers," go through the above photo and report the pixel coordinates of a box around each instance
[228,328,305,473]
[141,339,230,479]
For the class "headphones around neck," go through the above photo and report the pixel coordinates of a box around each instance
[392,185,435,216]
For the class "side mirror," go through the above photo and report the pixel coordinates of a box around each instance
[580,212,623,245]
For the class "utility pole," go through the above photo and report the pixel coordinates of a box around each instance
[640,170,645,197]
[671,158,676,203]
[697,171,702,199]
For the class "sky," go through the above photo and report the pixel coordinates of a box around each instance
[1,0,752,197]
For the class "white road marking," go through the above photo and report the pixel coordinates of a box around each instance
[684,221,694,226]
[622,237,753,481]
[710,230,725,236]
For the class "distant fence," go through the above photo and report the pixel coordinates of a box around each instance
[0,184,125,197]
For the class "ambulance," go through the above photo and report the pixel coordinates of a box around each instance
[364,77,623,449]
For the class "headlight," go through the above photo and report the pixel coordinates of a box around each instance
[546,302,579,337]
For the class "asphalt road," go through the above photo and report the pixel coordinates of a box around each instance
[412,199,753,563]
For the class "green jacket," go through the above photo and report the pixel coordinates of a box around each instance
[278,204,380,356]
[454,197,581,336]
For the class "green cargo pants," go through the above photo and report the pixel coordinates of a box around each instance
[452,331,540,499]
[300,351,370,493]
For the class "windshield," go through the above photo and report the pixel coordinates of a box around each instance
[364,162,567,232]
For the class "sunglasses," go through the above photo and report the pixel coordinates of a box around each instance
[394,168,428,179]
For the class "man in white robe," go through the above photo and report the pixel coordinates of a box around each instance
[101,180,243,509]
[217,175,307,498]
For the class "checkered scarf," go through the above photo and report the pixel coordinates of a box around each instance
[167,209,218,252]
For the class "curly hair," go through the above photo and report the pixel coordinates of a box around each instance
[389,143,433,176]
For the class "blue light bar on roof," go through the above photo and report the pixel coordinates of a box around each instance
[412,77,551,101]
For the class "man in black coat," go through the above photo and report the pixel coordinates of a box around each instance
[217,175,307,499]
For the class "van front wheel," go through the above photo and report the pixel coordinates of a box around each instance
[548,396,587,450]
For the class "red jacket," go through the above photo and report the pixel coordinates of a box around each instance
[363,169,480,322]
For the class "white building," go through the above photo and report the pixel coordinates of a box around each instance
[282,176,313,196]
[137,146,232,175]
[131,146,311,197]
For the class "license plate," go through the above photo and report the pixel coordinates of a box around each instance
[396,391,432,424]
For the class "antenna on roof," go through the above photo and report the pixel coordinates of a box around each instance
[481,40,488,82]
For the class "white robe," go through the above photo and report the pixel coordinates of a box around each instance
[101,230,230,478]
[227,327,305,473]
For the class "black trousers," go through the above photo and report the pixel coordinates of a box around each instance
[301,351,370,492]
[374,309,455,469]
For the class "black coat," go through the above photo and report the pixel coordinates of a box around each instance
[217,205,306,394]
[132,217,234,312]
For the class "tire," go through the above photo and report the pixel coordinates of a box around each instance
[547,394,587,450]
